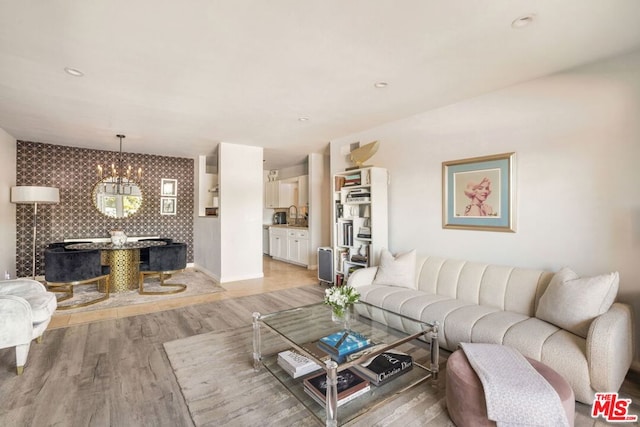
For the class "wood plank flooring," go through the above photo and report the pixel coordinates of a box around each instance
[1,256,638,426]
[0,257,323,426]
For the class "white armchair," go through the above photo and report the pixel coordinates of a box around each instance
[0,279,57,374]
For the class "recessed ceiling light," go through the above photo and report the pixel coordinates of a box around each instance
[64,67,84,77]
[298,117,310,122]
[374,82,388,88]
[511,14,536,29]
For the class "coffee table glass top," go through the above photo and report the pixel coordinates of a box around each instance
[260,301,431,368]
[256,301,438,426]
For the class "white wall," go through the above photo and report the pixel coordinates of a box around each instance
[193,155,221,278]
[308,152,331,268]
[0,128,16,277]
[219,142,264,282]
[330,49,640,368]
[278,164,308,180]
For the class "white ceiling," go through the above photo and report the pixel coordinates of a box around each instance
[1,1,640,170]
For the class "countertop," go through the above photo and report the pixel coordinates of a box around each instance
[267,224,308,229]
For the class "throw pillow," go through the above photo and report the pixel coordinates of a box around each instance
[535,267,619,338]
[371,248,416,289]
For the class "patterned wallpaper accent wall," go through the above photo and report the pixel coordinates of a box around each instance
[15,140,194,278]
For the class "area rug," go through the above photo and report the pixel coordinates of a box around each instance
[52,268,224,314]
[164,325,452,426]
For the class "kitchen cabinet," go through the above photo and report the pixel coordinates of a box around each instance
[286,228,309,266]
[264,180,296,208]
[269,226,309,267]
[279,182,296,208]
[269,227,287,258]
[265,181,280,208]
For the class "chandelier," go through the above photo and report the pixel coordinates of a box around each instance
[96,134,142,195]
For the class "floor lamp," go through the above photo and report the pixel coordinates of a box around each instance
[10,186,60,279]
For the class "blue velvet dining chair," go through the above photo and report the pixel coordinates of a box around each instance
[138,237,173,264]
[138,242,187,295]
[44,247,110,309]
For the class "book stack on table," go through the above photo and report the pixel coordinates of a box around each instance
[277,350,322,379]
[353,349,413,386]
[318,330,373,363]
[303,368,371,408]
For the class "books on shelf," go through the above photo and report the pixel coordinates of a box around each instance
[340,222,353,246]
[343,173,361,187]
[346,196,370,203]
[303,368,370,408]
[356,226,371,239]
[318,330,372,360]
[277,350,322,378]
[350,254,367,264]
[338,250,348,273]
[350,244,369,264]
[346,189,371,203]
[352,349,413,386]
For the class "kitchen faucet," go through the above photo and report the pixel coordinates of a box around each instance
[288,205,298,226]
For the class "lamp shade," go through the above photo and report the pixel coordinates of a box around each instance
[10,186,60,204]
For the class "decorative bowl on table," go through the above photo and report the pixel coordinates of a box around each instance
[110,230,127,246]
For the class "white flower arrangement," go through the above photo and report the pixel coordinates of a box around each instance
[324,285,360,317]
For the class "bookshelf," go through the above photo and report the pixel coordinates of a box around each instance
[332,167,388,285]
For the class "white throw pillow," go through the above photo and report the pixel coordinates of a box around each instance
[536,267,619,338]
[371,248,416,289]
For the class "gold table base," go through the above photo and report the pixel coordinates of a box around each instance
[101,249,140,293]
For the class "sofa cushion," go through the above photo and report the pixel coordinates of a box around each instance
[535,267,619,338]
[372,248,416,289]
[443,305,501,348]
[470,310,530,345]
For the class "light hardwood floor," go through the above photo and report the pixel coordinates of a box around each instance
[49,255,320,329]
[2,256,638,426]
[0,256,325,426]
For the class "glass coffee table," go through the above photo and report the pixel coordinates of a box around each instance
[252,301,439,426]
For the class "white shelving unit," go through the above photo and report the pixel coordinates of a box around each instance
[331,167,388,285]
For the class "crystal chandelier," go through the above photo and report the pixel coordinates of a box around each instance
[96,134,142,195]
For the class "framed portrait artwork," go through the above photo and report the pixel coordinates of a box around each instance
[161,178,177,197]
[442,152,516,232]
[160,197,176,215]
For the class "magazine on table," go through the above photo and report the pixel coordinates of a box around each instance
[318,330,372,359]
[277,350,322,378]
[352,349,413,386]
[303,368,370,407]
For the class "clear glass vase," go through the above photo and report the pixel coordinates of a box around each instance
[331,306,352,330]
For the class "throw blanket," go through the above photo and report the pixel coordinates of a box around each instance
[459,343,569,427]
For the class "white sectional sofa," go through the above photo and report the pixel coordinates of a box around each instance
[348,253,634,404]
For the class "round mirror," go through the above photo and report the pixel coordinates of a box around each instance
[93,178,143,218]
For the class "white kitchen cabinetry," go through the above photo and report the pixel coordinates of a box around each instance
[278,182,296,208]
[269,227,287,258]
[286,228,309,266]
[265,181,280,208]
[265,180,296,208]
[332,167,388,285]
[269,226,309,267]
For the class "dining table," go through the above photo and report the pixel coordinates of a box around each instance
[65,241,166,293]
